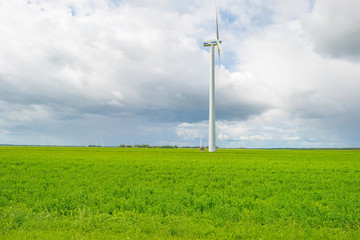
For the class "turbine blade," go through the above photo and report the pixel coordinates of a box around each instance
[217,41,224,65]
[218,42,224,57]
[216,1,219,41]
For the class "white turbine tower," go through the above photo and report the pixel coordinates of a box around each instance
[203,2,223,152]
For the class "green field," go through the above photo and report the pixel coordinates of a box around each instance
[1,147,360,239]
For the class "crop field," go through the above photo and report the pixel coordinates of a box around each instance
[1,147,360,239]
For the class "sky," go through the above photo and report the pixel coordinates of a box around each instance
[0,0,359,148]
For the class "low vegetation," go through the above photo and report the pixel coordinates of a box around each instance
[1,147,359,239]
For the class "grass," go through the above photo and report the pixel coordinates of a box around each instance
[1,147,360,239]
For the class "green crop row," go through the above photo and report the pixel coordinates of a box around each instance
[0,147,360,239]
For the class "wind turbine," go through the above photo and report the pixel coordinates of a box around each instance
[203,2,223,152]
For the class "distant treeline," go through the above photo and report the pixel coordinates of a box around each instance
[118,144,207,149]
[119,144,178,148]
[1,144,359,150]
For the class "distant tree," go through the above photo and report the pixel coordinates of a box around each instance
[160,145,178,148]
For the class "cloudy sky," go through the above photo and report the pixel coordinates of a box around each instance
[0,0,359,148]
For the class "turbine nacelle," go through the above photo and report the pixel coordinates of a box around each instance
[203,39,222,47]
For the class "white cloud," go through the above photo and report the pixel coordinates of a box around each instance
[302,0,360,61]
[218,133,229,141]
[175,122,207,140]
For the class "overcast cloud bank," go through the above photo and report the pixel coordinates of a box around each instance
[0,0,359,147]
